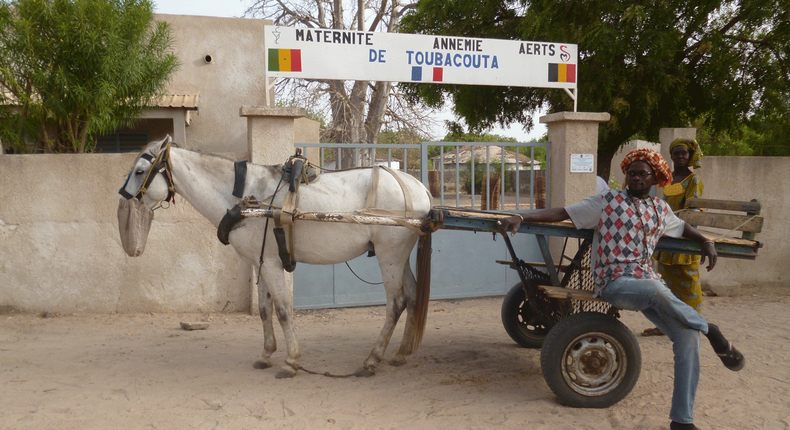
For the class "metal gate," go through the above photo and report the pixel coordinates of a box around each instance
[292,141,550,309]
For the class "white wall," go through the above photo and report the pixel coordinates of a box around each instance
[0,154,251,313]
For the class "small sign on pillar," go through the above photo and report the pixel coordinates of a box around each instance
[570,153,595,173]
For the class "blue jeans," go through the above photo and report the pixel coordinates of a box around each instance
[600,276,709,424]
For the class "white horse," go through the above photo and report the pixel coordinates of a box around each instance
[118,136,433,378]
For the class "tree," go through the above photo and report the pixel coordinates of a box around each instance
[401,0,790,179]
[246,0,441,167]
[0,0,179,153]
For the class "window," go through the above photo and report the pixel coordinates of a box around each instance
[94,131,151,153]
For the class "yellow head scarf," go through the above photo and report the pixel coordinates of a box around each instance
[669,139,703,169]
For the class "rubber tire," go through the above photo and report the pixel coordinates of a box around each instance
[501,282,550,348]
[540,312,641,408]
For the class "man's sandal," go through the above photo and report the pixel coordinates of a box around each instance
[642,327,665,336]
[718,342,745,371]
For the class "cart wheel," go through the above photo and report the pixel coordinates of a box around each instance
[501,282,550,348]
[540,312,641,408]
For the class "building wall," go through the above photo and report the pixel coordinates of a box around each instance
[155,14,271,153]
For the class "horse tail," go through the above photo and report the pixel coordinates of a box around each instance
[412,232,432,351]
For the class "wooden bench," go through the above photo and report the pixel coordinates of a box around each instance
[679,198,763,241]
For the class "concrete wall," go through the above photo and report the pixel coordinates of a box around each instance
[0,154,251,313]
[1,152,786,314]
[695,157,789,294]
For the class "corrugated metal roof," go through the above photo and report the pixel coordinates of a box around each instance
[154,93,199,109]
[3,91,200,110]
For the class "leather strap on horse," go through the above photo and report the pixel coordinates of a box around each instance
[380,165,414,218]
[359,165,426,236]
[232,161,247,198]
[365,166,380,209]
[271,152,312,272]
[121,142,175,203]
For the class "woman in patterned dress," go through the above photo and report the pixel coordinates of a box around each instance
[643,139,704,336]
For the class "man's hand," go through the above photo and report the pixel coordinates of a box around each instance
[497,215,523,237]
[682,223,718,271]
[701,241,717,271]
[496,208,571,237]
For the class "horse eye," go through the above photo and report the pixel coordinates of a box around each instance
[135,169,144,175]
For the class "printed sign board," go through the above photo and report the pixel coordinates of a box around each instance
[264,25,577,90]
[570,154,595,173]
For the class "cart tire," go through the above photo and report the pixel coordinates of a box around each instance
[540,312,641,408]
[501,282,550,348]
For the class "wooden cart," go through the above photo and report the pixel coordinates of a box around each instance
[430,198,763,408]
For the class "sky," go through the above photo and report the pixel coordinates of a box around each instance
[153,0,547,142]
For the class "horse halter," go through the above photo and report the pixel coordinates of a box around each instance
[119,143,176,204]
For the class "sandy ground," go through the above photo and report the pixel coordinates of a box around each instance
[2,291,789,430]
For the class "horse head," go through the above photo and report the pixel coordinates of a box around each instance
[119,135,175,208]
[117,135,175,257]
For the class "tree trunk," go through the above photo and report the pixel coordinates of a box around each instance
[597,150,615,184]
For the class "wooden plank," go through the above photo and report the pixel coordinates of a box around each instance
[435,207,762,258]
[538,285,606,302]
[495,260,589,271]
[678,211,764,233]
[686,198,761,213]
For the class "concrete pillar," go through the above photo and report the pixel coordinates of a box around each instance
[538,111,610,262]
[659,128,697,164]
[239,105,306,315]
[540,112,611,208]
[239,106,307,164]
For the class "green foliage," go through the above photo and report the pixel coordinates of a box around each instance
[459,160,511,194]
[401,0,790,176]
[441,121,519,144]
[0,0,179,153]
[376,128,428,169]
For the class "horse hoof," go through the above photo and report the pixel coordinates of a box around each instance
[355,367,376,377]
[253,359,273,370]
[389,357,407,367]
[275,368,297,379]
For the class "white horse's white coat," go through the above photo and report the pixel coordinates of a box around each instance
[119,137,433,377]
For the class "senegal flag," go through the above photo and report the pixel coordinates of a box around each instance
[268,49,302,72]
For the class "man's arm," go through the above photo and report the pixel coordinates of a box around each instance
[682,223,717,271]
[498,208,570,237]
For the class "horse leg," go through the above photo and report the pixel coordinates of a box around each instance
[262,262,301,379]
[360,245,412,375]
[391,260,418,366]
[253,276,277,370]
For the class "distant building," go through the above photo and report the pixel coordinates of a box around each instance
[431,145,541,171]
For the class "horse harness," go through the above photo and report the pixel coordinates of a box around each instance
[119,143,176,204]
[216,151,423,274]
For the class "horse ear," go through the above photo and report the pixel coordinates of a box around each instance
[163,135,172,146]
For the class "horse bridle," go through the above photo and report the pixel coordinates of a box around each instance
[119,143,176,204]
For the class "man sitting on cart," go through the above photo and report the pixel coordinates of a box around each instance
[499,148,744,430]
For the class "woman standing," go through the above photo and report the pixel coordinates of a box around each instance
[643,139,705,337]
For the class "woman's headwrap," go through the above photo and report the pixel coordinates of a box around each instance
[669,138,703,169]
[620,148,673,188]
